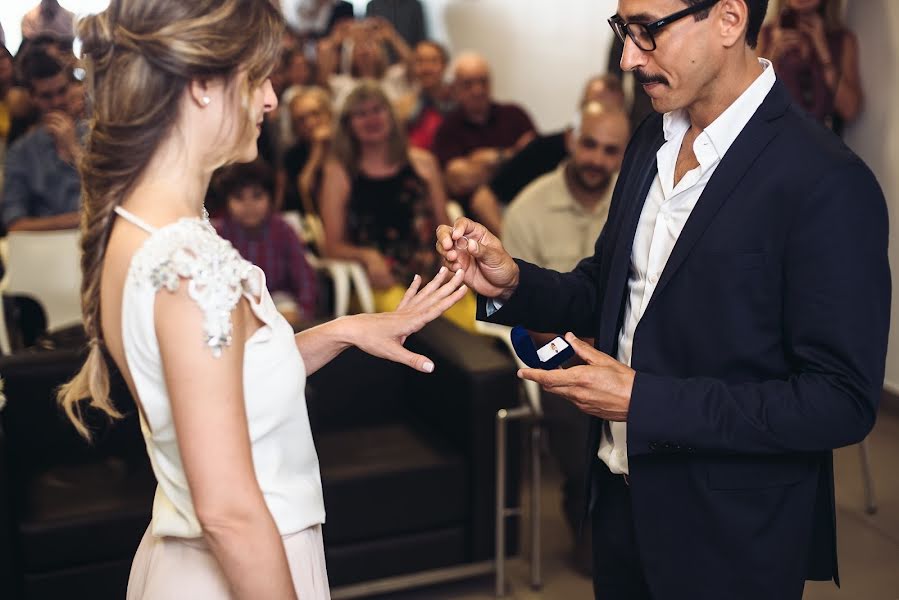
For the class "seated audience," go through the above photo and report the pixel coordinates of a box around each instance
[1,51,81,232]
[396,40,453,151]
[21,0,75,42]
[318,17,413,108]
[500,101,630,573]
[319,81,475,330]
[275,48,319,156]
[214,160,318,328]
[431,52,537,207]
[289,0,355,38]
[471,73,626,235]
[365,0,426,46]
[278,86,334,218]
[757,0,862,134]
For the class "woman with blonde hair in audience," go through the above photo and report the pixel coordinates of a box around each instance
[757,0,862,134]
[320,81,476,331]
[57,1,468,598]
[278,85,334,220]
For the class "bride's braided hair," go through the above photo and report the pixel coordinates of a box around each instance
[58,0,282,439]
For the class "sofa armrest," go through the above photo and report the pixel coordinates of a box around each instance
[405,319,520,561]
[0,420,18,597]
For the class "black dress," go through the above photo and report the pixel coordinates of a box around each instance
[347,162,438,283]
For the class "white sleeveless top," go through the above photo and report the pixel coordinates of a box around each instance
[115,206,325,539]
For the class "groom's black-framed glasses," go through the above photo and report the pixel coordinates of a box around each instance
[608,0,721,52]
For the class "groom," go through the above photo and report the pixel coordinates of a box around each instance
[437,0,891,598]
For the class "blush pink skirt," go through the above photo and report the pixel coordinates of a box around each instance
[126,524,330,599]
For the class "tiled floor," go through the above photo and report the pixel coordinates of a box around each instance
[377,402,899,600]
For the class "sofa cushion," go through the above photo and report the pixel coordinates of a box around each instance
[17,458,154,572]
[326,526,467,587]
[318,424,468,545]
[24,558,132,600]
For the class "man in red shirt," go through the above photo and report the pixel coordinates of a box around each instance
[432,52,536,208]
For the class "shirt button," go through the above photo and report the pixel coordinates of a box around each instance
[648,273,660,285]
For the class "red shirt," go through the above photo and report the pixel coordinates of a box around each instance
[432,102,536,167]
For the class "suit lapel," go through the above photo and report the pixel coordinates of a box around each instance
[597,126,666,352]
[642,81,791,314]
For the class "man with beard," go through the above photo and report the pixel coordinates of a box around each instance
[501,101,629,573]
[503,102,629,276]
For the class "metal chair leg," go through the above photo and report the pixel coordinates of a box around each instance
[495,408,507,598]
[530,421,542,590]
[859,439,877,515]
[495,405,536,597]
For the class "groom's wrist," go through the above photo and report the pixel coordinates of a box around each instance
[496,266,520,303]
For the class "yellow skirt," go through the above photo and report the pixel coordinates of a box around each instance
[372,285,478,332]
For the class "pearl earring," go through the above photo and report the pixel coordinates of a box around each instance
[201,96,211,106]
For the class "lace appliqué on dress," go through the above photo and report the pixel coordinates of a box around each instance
[128,218,258,357]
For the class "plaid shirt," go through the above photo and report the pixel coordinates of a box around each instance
[214,213,317,320]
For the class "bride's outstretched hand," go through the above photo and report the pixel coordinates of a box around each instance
[351,267,467,373]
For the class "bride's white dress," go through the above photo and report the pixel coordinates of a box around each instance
[114,207,329,599]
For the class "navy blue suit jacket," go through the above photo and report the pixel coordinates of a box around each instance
[480,80,891,599]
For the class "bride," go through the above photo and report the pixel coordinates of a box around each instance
[57,1,466,598]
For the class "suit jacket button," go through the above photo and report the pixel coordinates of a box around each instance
[649,442,659,452]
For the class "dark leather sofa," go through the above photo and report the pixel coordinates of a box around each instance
[0,318,519,598]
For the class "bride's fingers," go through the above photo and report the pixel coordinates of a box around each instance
[395,274,422,311]
[413,283,469,327]
[382,339,436,373]
[404,266,454,309]
[427,268,465,303]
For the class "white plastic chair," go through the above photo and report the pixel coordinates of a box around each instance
[280,211,375,316]
[0,229,82,354]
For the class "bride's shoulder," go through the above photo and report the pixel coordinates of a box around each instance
[128,218,250,290]
[127,218,257,354]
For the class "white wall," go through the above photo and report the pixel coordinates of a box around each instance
[844,1,899,392]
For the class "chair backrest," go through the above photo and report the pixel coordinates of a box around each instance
[1,229,82,351]
[280,210,375,315]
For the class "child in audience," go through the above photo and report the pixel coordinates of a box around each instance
[214,160,318,327]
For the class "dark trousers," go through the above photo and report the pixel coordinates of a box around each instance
[542,391,591,534]
[591,459,652,600]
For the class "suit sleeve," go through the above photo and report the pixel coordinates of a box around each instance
[627,162,891,456]
[477,231,606,337]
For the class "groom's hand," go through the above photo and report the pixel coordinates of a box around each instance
[436,217,520,301]
[518,333,634,421]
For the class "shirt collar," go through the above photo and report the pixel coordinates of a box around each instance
[661,58,776,161]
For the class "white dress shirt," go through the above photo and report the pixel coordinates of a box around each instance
[598,59,776,475]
